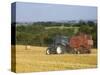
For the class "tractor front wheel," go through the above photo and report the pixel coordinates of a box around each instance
[46,48,51,55]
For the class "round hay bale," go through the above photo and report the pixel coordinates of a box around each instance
[25,45,31,50]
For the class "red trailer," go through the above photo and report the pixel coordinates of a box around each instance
[69,33,93,54]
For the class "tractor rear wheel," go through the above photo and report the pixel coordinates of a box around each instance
[56,45,64,54]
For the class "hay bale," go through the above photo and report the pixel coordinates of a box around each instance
[25,45,31,50]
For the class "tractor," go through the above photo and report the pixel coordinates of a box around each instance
[46,35,70,54]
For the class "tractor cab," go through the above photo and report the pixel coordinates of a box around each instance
[46,35,69,54]
[53,35,69,46]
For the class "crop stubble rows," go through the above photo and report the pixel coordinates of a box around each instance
[15,45,97,72]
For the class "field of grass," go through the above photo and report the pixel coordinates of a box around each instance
[15,45,97,73]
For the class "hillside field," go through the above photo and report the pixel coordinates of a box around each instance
[14,45,97,73]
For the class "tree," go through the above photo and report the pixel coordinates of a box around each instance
[79,25,92,34]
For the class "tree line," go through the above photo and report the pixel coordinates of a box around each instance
[16,20,97,48]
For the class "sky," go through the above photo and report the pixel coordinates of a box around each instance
[13,2,97,23]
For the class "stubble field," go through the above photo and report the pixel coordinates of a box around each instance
[15,45,97,73]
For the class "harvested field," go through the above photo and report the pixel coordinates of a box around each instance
[14,45,97,73]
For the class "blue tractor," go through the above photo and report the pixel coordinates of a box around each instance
[46,35,70,54]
